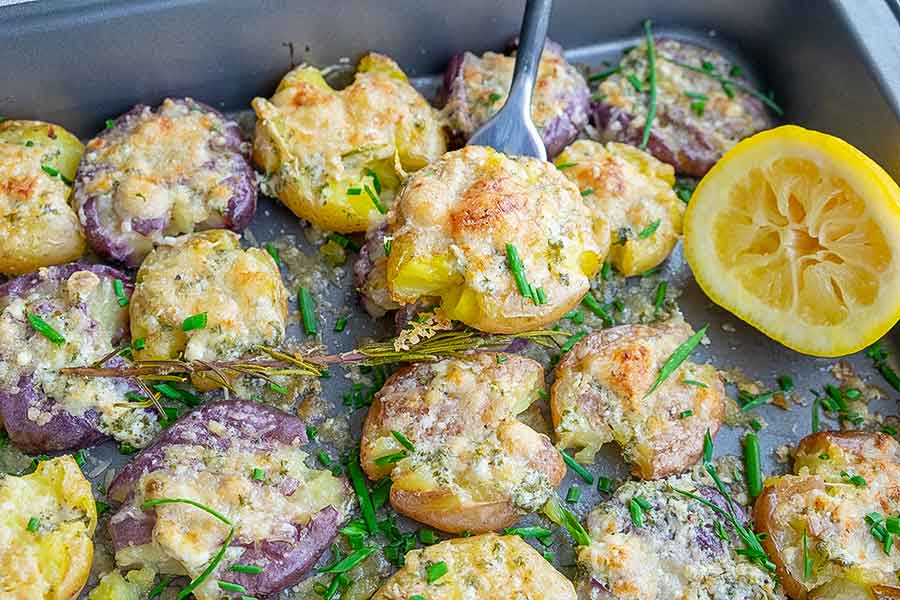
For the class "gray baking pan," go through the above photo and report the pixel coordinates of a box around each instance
[0,1,899,598]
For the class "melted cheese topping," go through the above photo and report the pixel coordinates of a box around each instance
[0,268,158,447]
[372,533,576,600]
[597,40,770,171]
[130,229,287,364]
[0,121,85,276]
[555,140,683,277]
[443,43,588,138]
[758,433,900,595]
[551,321,724,478]
[0,456,97,600]
[386,145,607,333]
[579,475,782,600]
[252,53,446,233]
[361,353,562,527]
[78,99,246,260]
[113,430,348,599]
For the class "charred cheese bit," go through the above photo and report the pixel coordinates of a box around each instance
[386,145,607,333]
[555,140,683,277]
[372,533,576,600]
[578,475,782,600]
[360,353,564,533]
[0,456,97,600]
[0,120,85,276]
[0,266,157,448]
[551,321,724,478]
[252,53,446,233]
[130,230,287,383]
[754,432,900,599]
[443,42,588,145]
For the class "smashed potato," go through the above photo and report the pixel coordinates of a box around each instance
[372,533,576,600]
[252,53,446,233]
[130,230,287,386]
[754,432,900,599]
[360,352,564,533]
[386,145,607,333]
[555,140,683,277]
[0,120,85,275]
[0,455,97,599]
[551,321,724,478]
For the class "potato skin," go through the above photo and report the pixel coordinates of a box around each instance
[0,120,86,275]
[129,229,287,372]
[107,400,349,600]
[0,262,155,452]
[372,533,576,600]
[386,145,607,333]
[555,140,683,277]
[441,39,589,158]
[551,321,724,478]
[74,98,256,267]
[753,432,900,599]
[252,53,446,233]
[590,38,774,176]
[360,352,564,533]
[0,455,97,600]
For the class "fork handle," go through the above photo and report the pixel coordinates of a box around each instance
[507,0,553,118]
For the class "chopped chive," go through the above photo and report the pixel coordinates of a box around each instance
[802,528,812,580]
[750,419,763,432]
[419,528,439,545]
[371,476,391,510]
[334,315,349,332]
[537,389,549,400]
[26,313,66,345]
[543,498,591,546]
[364,167,382,194]
[374,451,407,466]
[867,342,900,392]
[505,243,533,300]
[883,425,898,437]
[535,286,547,305]
[252,467,265,481]
[684,90,709,100]
[722,81,735,98]
[41,164,60,178]
[588,66,622,82]
[653,281,667,311]
[887,517,900,535]
[229,563,263,575]
[132,337,145,350]
[298,287,317,335]
[95,500,110,516]
[729,64,743,77]
[487,92,503,104]
[327,233,361,252]
[662,56,784,115]
[580,187,594,197]
[346,187,362,195]
[560,331,586,354]
[628,498,644,527]
[218,581,247,593]
[597,476,612,493]
[503,526,552,540]
[643,325,707,398]
[264,243,281,264]
[181,312,207,332]
[674,180,695,203]
[739,390,777,412]
[841,471,866,487]
[542,550,555,562]
[26,517,40,532]
[176,527,235,599]
[844,388,861,400]
[318,546,375,574]
[639,20,658,149]
[743,432,763,498]
[560,449,593,484]
[73,449,86,468]
[268,382,287,396]
[390,430,415,452]
[581,294,614,327]
[426,561,448,584]
[626,73,645,93]
[601,261,612,280]
[153,383,182,400]
[777,375,794,392]
[347,454,377,534]
[555,162,577,170]
[305,426,318,442]
[141,498,232,526]
[638,219,661,239]
[105,119,115,129]
[566,484,582,503]
[811,395,820,433]
[147,575,173,600]
[113,279,129,306]
[640,266,660,277]
[679,409,693,418]
[364,185,387,214]
[411,596,426,600]
[681,379,708,388]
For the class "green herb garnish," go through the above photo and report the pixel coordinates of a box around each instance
[543,497,590,546]
[580,188,594,197]
[638,219,661,239]
[653,280,667,312]
[374,451,407,466]
[113,279,129,306]
[643,325,707,398]
[26,517,40,532]
[802,528,812,580]
[555,162,577,170]
[347,453,377,534]
[597,476,612,493]
[364,184,387,214]
[841,471,866,487]
[230,563,263,574]
[505,243,533,301]
[364,168,382,194]
[560,331,586,354]
[681,379,708,388]
[147,575,174,600]
[661,56,784,115]
[639,19,658,149]
[265,243,281,264]
[743,432,763,498]
[217,581,247,593]
[679,409,693,418]
[298,287,317,335]
[487,92,503,104]
[867,342,900,392]
[582,294,614,327]
[105,119,115,129]
[628,498,645,527]
[251,467,265,481]
[777,375,794,392]
[26,313,65,345]
[588,66,621,82]
[347,187,362,195]
[318,546,375,574]
[426,561,448,583]
[626,73,646,93]
[181,312,207,332]
[334,315,349,332]
[566,484,582,503]
[503,526,552,540]
[391,430,415,452]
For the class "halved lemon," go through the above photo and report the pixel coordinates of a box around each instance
[684,125,900,357]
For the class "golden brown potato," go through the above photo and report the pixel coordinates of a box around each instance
[130,230,287,387]
[372,533,576,600]
[555,140,683,277]
[360,352,564,533]
[386,145,608,333]
[0,120,85,275]
[252,53,446,233]
[0,455,97,599]
[754,431,900,599]
[551,320,724,478]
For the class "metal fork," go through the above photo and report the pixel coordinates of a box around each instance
[467,0,553,160]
